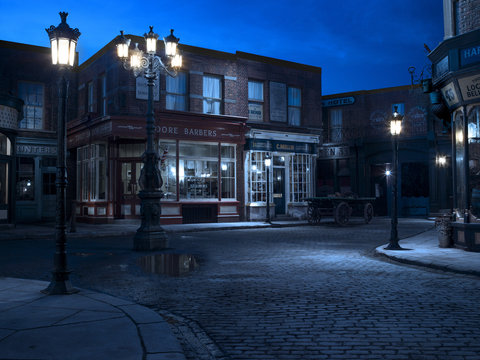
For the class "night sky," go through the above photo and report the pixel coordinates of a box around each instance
[0,0,444,95]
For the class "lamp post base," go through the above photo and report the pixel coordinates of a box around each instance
[134,190,169,251]
[384,242,405,250]
[42,273,78,295]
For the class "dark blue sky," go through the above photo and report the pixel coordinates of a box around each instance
[0,0,444,95]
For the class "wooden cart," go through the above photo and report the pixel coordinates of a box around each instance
[305,196,375,226]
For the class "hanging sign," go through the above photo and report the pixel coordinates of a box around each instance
[458,75,480,101]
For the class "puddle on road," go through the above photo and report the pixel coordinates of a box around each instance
[138,253,199,277]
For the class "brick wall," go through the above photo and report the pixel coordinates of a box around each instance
[458,0,480,35]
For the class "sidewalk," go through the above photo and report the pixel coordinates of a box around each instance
[0,277,185,360]
[0,219,309,240]
[375,228,480,277]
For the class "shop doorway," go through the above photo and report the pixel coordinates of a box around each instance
[119,161,143,218]
[273,155,286,215]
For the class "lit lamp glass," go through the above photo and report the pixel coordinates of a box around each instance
[145,26,158,54]
[116,30,130,59]
[46,12,80,67]
[130,43,142,70]
[264,155,272,167]
[164,29,179,57]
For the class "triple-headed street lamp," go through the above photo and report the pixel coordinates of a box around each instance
[43,12,80,294]
[385,106,404,250]
[116,27,182,251]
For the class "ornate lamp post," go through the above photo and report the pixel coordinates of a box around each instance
[385,106,404,250]
[265,153,272,224]
[116,27,182,250]
[42,12,80,294]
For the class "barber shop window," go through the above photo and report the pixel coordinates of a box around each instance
[159,140,177,200]
[76,144,106,201]
[16,157,35,201]
[179,142,219,199]
[221,144,236,199]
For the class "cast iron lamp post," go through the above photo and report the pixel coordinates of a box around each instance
[42,12,80,294]
[116,27,182,250]
[265,153,272,224]
[385,106,404,250]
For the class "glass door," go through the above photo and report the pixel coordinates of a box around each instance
[273,155,286,215]
[120,161,143,217]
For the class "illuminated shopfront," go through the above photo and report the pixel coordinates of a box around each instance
[68,111,246,224]
[244,130,318,220]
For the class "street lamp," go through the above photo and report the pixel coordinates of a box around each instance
[385,106,404,250]
[116,27,182,250]
[42,12,80,295]
[265,153,272,224]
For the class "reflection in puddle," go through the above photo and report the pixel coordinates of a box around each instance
[138,254,198,276]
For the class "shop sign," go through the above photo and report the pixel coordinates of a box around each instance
[318,146,350,159]
[248,103,263,121]
[16,144,57,155]
[458,75,480,101]
[441,82,460,107]
[322,96,355,107]
[460,44,480,67]
[245,139,315,154]
[136,76,160,101]
[269,82,287,122]
[156,125,218,138]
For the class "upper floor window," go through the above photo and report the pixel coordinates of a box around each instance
[87,81,94,113]
[100,75,107,116]
[18,82,44,130]
[203,75,222,115]
[288,87,301,126]
[248,80,264,121]
[166,72,187,111]
[329,109,342,142]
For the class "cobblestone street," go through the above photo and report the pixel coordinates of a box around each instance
[1,218,480,359]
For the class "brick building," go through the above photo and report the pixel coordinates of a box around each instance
[0,40,77,224]
[319,84,450,217]
[68,34,322,224]
[429,0,480,251]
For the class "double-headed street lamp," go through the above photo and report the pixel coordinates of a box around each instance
[116,27,182,251]
[385,106,404,250]
[265,153,272,224]
[43,12,80,295]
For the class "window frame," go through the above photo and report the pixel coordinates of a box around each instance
[248,80,264,121]
[18,81,44,130]
[203,75,223,115]
[287,86,302,126]
[166,72,188,111]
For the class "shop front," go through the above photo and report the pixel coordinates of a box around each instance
[0,94,22,225]
[68,111,246,224]
[244,130,318,220]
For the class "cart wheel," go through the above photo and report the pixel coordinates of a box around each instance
[307,206,321,224]
[364,203,374,224]
[335,201,350,226]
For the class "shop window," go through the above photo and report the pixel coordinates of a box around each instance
[246,151,270,203]
[179,142,219,199]
[16,157,35,201]
[18,82,44,130]
[290,154,312,202]
[468,107,480,216]
[0,134,11,155]
[221,144,236,199]
[248,80,264,121]
[166,72,187,111]
[159,140,177,200]
[288,87,301,126]
[203,75,222,115]
[329,109,342,142]
[76,144,106,201]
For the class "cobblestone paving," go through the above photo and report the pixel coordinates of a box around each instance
[2,218,480,359]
